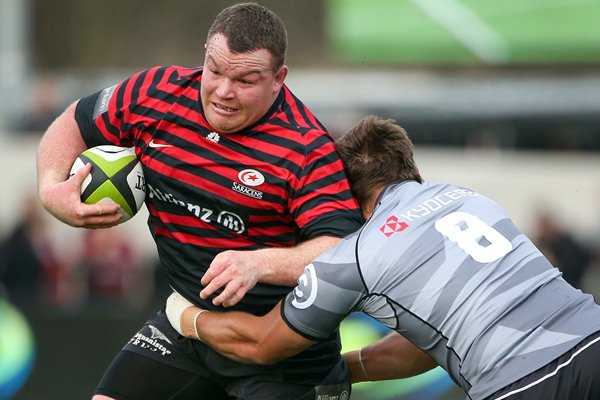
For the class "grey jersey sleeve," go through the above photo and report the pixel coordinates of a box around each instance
[282,231,366,340]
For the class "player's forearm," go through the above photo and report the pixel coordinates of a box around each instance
[180,304,301,365]
[185,308,267,363]
[344,332,437,383]
[256,235,341,286]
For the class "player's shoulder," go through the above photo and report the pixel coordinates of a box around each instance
[122,65,201,103]
[148,65,202,85]
[277,85,330,137]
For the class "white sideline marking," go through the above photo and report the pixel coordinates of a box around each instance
[409,0,510,64]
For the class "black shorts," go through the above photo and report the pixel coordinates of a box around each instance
[95,309,351,400]
[487,330,600,400]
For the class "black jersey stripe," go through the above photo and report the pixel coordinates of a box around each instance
[128,68,149,113]
[236,127,309,158]
[153,222,296,249]
[147,67,189,105]
[161,227,297,249]
[282,88,328,132]
[280,88,309,129]
[137,67,202,113]
[131,67,200,123]
[305,131,337,154]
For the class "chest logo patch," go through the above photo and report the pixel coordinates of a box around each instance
[292,263,318,310]
[207,132,220,143]
[238,169,265,187]
[380,215,409,237]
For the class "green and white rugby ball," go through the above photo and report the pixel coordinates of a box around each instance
[70,145,146,222]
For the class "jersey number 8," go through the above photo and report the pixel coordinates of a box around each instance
[435,211,512,263]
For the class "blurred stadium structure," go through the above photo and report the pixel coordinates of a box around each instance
[1,1,600,399]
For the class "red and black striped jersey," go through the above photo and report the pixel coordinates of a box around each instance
[75,65,364,314]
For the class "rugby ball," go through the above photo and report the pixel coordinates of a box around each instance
[69,145,146,222]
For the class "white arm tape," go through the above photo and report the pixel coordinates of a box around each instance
[165,290,194,335]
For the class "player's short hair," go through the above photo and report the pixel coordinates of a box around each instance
[207,3,288,71]
[336,115,423,209]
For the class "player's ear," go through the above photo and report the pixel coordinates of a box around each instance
[363,186,384,220]
[273,65,288,90]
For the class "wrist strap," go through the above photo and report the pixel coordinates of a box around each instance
[358,348,369,380]
[193,310,209,342]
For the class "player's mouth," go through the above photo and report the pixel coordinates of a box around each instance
[213,102,238,113]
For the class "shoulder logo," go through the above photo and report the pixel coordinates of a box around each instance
[93,84,118,119]
[149,139,173,148]
[292,263,318,310]
[238,169,265,187]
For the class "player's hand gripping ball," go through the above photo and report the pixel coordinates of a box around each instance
[70,145,146,222]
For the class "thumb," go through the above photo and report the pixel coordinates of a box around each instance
[70,162,92,185]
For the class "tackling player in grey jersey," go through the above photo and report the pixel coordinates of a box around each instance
[283,179,600,399]
[166,115,600,400]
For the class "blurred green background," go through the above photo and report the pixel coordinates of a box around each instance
[328,0,600,65]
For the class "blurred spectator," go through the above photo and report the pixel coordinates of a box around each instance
[0,194,85,309]
[80,227,153,309]
[0,194,91,310]
[0,196,45,303]
[0,194,155,311]
[534,211,591,289]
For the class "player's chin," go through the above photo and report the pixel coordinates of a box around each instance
[205,110,245,133]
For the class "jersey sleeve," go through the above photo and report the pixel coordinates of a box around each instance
[74,66,164,148]
[291,132,364,240]
[281,232,365,340]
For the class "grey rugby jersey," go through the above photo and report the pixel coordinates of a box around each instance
[282,180,600,400]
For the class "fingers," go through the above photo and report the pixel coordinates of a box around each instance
[42,162,124,228]
[209,281,246,307]
[199,276,224,300]
[221,287,247,308]
[199,251,258,307]
[200,269,215,287]
[84,212,125,229]
[72,203,123,228]
[201,276,249,307]
[199,255,228,297]
[199,274,245,307]
[200,261,225,286]
[86,203,122,217]
[70,162,121,225]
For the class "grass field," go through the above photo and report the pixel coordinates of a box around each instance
[326,0,600,65]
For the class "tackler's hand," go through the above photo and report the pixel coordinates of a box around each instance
[200,250,261,308]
